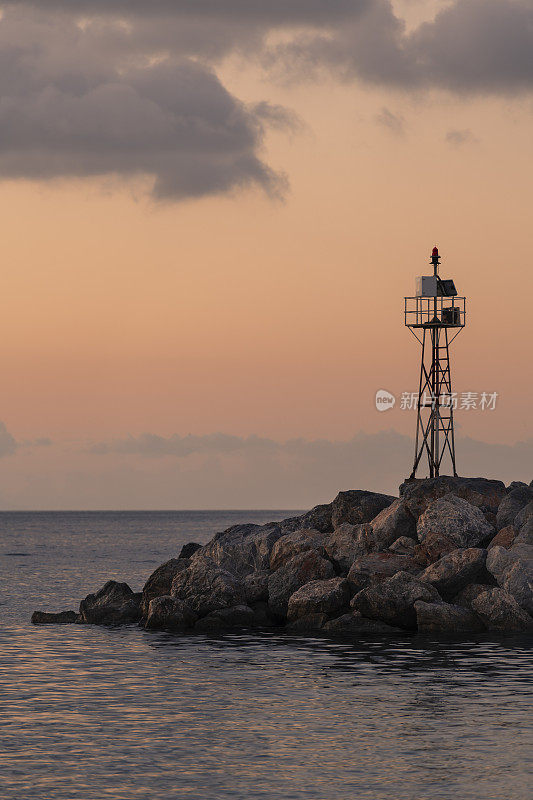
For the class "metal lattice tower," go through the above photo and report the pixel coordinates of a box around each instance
[404,248,466,478]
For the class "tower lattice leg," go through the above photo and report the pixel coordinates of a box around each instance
[410,326,458,478]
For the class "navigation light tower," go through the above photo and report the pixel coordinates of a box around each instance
[404,247,466,478]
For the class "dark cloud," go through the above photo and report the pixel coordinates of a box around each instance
[0,2,531,200]
[269,0,533,92]
[0,8,288,200]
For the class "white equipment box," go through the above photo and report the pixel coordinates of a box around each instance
[416,275,438,297]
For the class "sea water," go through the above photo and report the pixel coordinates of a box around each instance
[1,511,531,800]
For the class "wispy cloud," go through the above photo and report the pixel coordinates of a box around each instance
[445,128,479,147]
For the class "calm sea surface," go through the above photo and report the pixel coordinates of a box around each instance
[0,511,531,800]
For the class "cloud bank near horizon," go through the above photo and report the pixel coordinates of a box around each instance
[0,1,532,200]
[0,425,530,509]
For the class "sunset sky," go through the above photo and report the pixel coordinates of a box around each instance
[0,0,531,508]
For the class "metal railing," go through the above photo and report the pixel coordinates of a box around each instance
[404,296,466,328]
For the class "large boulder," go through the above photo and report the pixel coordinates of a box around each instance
[195,523,283,577]
[278,489,394,535]
[515,502,533,532]
[486,544,533,616]
[31,610,79,624]
[267,551,334,618]
[400,476,506,517]
[195,604,255,631]
[496,486,533,530]
[351,571,441,629]
[171,558,245,617]
[292,504,334,534]
[504,561,533,617]
[515,506,533,545]
[413,532,457,566]
[414,601,484,633]
[325,523,375,574]
[347,552,419,592]
[419,548,487,600]
[141,558,190,617]
[178,542,202,559]
[471,588,533,632]
[243,571,269,604]
[144,596,197,631]
[269,529,326,571]
[416,494,494,548]
[331,490,395,528]
[287,577,350,622]
[371,498,417,550]
[322,612,403,636]
[79,581,142,625]
[488,526,517,550]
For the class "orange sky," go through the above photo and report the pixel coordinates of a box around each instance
[0,77,530,446]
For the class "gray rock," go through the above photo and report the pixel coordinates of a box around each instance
[269,528,325,572]
[287,577,350,622]
[141,558,190,617]
[331,490,395,528]
[515,502,533,532]
[347,552,419,592]
[417,494,494,548]
[413,532,458,566]
[279,490,394,535]
[415,601,484,633]
[452,583,494,609]
[286,613,329,632]
[486,545,517,585]
[79,581,142,625]
[486,544,533,614]
[506,481,529,492]
[371,498,417,550]
[171,558,245,617]
[389,536,417,555]
[503,561,533,616]
[323,612,402,636]
[195,523,283,577]
[400,476,506,517]
[351,571,441,629]
[267,551,334,618]
[294,504,334,534]
[325,523,375,574]
[179,542,202,559]
[515,513,533,546]
[144,596,197,631]
[195,604,255,631]
[31,610,79,624]
[496,486,533,530]
[243,571,270,604]
[471,588,533,632]
[419,548,487,600]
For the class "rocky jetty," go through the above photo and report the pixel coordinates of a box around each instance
[32,477,533,637]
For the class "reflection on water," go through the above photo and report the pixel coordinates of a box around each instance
[0,512,532,800]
